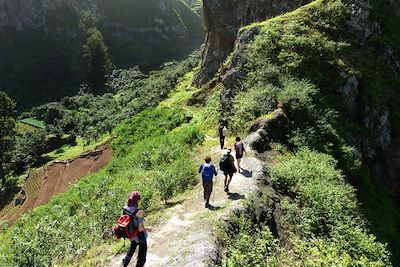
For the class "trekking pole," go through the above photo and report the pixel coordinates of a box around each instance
[197,176,202,201]
[212,170,217,204]
[212,183,216,204]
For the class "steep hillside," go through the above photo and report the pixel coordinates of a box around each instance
[0,0,204,110]
[194,0,312,86]
[1,0,399,266]
[195,0,400,264]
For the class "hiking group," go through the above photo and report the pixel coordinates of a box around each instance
[114,122,245,266]
[198,122,245,208]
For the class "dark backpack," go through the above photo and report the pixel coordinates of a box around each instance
[219,154,230,172]
[113,208,139,240]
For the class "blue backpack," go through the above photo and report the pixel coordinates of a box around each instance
[201,164,215,183]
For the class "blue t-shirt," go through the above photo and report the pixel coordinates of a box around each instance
[198,163,217,183]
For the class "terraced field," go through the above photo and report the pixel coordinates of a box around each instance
[0,144,112,229]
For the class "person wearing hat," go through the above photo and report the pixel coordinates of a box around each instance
[122,191,151,267]
[198,156,218,208]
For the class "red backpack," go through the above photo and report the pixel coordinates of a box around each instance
[113,208,139,240]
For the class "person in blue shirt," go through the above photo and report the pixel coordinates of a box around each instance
[198,156,218,208]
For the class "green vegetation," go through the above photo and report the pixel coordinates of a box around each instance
[0,91,17,189]
[219,149,391,266]
[0,0,204,110]
[80,11,112,92]
[219,0,400,264]
[43,136,108,162]
[0,106,204,266]
[30,52,200,142]
[2,52,200,189]
[20,118,46,129]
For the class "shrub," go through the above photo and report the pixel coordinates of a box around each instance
[0,106,204,266]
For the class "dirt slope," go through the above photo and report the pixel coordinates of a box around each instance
[0,144,112,227]
[107,144,263,267]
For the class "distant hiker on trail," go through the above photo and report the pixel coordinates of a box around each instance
[218,122,228,150]
[234,137,245,173]
[198,156,218,208]
[220,149,236,193]
[122,191,151,267]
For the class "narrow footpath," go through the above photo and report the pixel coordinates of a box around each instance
[108,145,264,267]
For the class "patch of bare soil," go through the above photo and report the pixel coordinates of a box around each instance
[0,144,112,228]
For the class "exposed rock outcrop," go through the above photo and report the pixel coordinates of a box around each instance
[342,0,380,45]
[194,0,311,86]
[246,109,288,154]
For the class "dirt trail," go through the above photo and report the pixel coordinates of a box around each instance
[108,145,263,267]
[0,144,112,227]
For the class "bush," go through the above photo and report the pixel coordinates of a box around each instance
[0,106,204,266]
[270,149,391,264]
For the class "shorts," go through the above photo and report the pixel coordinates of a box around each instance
[236,153,243,159]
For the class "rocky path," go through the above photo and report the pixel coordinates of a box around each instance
[108,146,264,267]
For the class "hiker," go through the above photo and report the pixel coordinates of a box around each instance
[122,191,151,267]
[198,156,217,208]
[220,149,236,193]
[218,122,228,149]
[234,137,245,172]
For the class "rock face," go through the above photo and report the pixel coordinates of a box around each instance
[194,0,311,86]
[0,0,204,110]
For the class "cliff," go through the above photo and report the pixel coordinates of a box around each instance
[194,0,311,86]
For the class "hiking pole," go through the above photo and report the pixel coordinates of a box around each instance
[212,171,217,205]
[197,176,202,201]
[212,183,216,205]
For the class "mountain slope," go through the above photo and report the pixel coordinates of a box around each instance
[0,0,204,110]
[196,0,400,263]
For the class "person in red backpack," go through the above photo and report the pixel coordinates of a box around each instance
[122,191,151,267]
[198,156,217,208]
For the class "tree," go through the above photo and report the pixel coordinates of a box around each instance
[0,91,16,189]
[80,11,112,92]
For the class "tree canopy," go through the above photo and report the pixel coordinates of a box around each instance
[80,11,112,92]
[0,91,16,189]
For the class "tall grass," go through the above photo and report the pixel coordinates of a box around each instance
[0,107,204,266]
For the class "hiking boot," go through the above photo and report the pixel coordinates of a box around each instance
[205,203,209,208]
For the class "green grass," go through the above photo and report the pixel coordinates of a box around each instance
[0,63,219,266]
[20,118,46,129]
[0,107,204,266]
[43,135,109,161]
[218,0,399,264]
[15,121,37,134]
[218,149,391,266]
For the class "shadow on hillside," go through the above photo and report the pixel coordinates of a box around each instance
[240,169,253,178]
[227,192,245,201]
[0,186,21,210]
